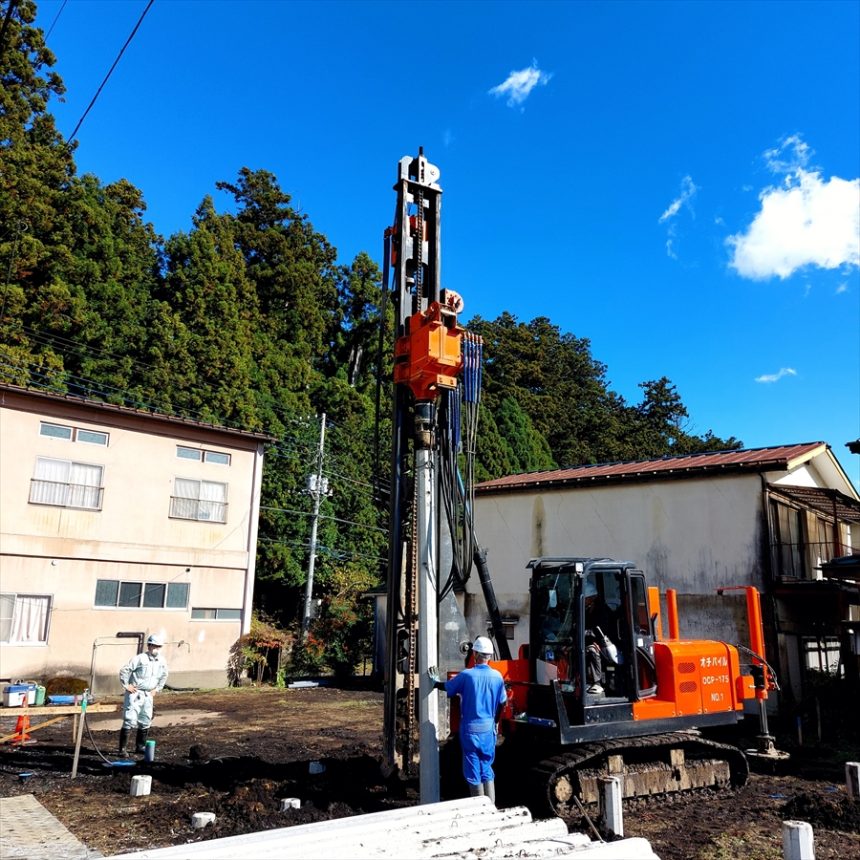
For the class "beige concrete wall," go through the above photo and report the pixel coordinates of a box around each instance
[0,389,264,691]
[472,473,769,655]
[0,555,245,691]
[0,400,256,561]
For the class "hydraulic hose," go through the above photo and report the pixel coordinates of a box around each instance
[474,547,512,660]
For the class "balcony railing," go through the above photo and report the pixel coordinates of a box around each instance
[770,538,848,580]
[169,496,227,523]
[29,479,103,511]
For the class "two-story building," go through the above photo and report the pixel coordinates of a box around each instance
[470,443,860,707]
[0,384,270,692]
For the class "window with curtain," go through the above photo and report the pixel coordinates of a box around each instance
[170,478,227,523]
[30,457,104,510]
[0,594,51,643]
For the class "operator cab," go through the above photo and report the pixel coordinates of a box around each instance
[528,558,658,719]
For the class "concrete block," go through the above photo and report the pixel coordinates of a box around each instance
[191,812,216,829]
[130,775,152,797]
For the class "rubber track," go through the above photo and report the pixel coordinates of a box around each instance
[530,731,750,815]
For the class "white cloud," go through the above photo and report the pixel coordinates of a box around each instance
[755,367,797,384]
[659,176,697,223]
[763,134,812,174]
[836,282,849,294]
[659,176,697,259]
[727,135,860,280]
[488,60,552,109]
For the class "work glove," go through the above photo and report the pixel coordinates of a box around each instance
[428,667,444,690]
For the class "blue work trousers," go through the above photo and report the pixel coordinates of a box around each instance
[459,729,496,785]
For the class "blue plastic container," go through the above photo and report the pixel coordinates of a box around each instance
[3,684,36,707]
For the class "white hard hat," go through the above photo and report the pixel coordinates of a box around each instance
[147,633,165,647]
[472,636,494,656]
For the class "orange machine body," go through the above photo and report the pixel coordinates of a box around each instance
[394,302,463,400]
[632,639,753,721]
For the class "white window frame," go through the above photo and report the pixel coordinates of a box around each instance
[169,478,228,523]
[191,608,243,621]
[39,422,73,440]
[76,428,109,446]
[176,445,231,466]
[29,457,104,510]
[39,421,109,446]
[0,593,52,645]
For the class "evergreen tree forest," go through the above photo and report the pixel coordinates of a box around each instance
[0,2,741,673]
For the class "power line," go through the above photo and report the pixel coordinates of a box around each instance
[257,536,386,566]
[0,346,316,447]
[45,0,68,40]
[323,467,377,492]
[67,0,155,144]
[260,505,387,534]
[11,321,319,432]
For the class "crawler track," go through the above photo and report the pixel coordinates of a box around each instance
[530,731,749,816]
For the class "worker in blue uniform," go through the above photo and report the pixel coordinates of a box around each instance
[430,636,507,803]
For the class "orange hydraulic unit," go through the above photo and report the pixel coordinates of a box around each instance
[632,639,751,721]
[394,301,463,401]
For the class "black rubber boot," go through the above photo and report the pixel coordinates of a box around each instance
[135,727,149,754]
[118,727,130,755]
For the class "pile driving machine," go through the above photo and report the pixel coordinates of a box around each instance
[379,152,784,812]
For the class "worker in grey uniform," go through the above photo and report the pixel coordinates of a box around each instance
[118,633,168,754]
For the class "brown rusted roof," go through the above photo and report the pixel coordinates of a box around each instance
[768,484,860,523]
[476,443,829,494]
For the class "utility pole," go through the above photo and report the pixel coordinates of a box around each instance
[301,412,326,639]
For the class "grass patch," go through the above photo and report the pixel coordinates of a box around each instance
[699,830,781,860]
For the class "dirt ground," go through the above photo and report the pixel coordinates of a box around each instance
[1,684,858,859]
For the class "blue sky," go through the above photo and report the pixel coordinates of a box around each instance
[35,0,860,487]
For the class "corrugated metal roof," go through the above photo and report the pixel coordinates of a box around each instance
[476,443,828,494]
[768,484,860,523]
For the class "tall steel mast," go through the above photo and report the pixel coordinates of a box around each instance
[382,151,463,803]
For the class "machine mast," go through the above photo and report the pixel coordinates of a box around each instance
[383,150,457,803]
[381,151,510,803]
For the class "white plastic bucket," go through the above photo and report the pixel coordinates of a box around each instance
[191,812,216,829]
[130,775,152,797]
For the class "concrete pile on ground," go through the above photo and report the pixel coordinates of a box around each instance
[111,796,660,859]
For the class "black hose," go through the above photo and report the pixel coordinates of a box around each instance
[83,711,116,765]
[735,644,781,691]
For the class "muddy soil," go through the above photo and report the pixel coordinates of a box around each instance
[1,685,858,859]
